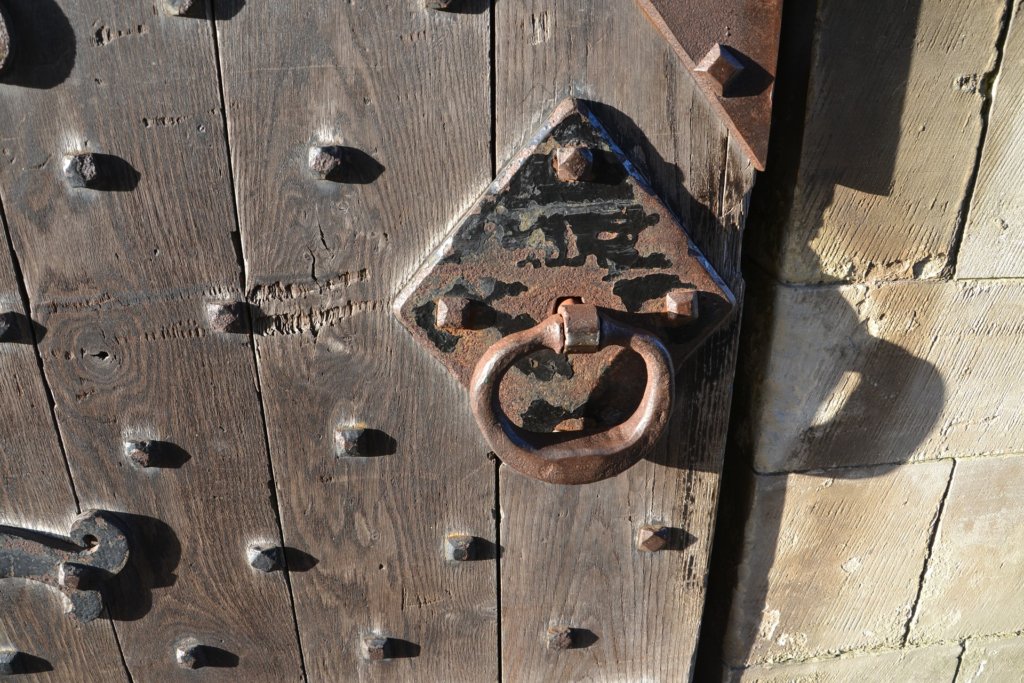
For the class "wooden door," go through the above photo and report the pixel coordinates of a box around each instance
[0,1,753,681]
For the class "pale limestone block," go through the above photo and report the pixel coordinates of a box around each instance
[958,5,1024,278]
[748,0,1005,284]
[911,455,1024,642]
[723,462,952,667]
[957,636,1024,682]
[726,643,961,683]
[746,279,1024,473]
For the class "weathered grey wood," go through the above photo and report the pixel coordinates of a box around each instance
[747,0,1005,284]
[496,3,753,680]
[722,463,952,668]
[214,2,496,680]
[744,278,1024,473]
[0,2,302,679]
[957,4,1024,278]
[0,232,128,681]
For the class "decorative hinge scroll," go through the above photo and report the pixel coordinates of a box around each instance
[0,510,129,622]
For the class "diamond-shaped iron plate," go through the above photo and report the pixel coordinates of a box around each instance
[395,99,735,432]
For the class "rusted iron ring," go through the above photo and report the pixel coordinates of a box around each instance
[470,307,674,485]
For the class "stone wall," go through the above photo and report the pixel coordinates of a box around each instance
[703,0,1024,680]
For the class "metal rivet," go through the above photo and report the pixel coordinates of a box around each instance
[638,525,670,553]
[445,534,475,562]
[0,649,20,676]
[334,424,367,457]
[123,440,156,468]
[545,626,574,651]
[62,153,99,189]
[206,301,249,334]
[58,561,89,590]
[552,146,594,183]
[308,145,345,180]
[247,544,285,573]
[435,296,475,332]
[694,43,745,96]
[664,289,699,324]
[0,312,20,343]
[162,0,196,16]
[361,635,390,661]
[175,638,206,670]
[0,3,13,76]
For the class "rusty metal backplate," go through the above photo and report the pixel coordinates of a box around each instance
[635,0,783,170]
[394,98,735,431]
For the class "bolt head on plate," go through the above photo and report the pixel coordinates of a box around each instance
[638,525,670,552]
[695,43,745,96]
[435,296,475,332]
[362,635,390,661]
[62,153,99,189]
[664,289,699,324]
[552,146,594,183]
[175,638,206,670]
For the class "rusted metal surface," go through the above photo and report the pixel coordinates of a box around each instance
[0,510,129,622]
[634,0,783,170]
[0,1,11,76]
[395,99,734,474]
[470,307,674,484]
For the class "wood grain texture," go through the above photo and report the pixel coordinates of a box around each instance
[496,3,753,680]
[748,0,1005,284]
[911,454,1024,643]
[213,1,497,680]
[957,3,1024,278]
[0,1,302,679]
[0,230,128,682]
[722,463,952,667]
[745,278,1024,473]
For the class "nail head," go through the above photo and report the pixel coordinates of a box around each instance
[163,0,196,16]
[175,638,206,670]
[62,153,98,189]
[445,534,475,562]
[206,301,249,334]
[308,145,345,180]
[664,289,699,323]
[0,649,19,676]
[248,544,285,573]
[361,635,390,661]
[334,425,367,457]
[546,626,574,651]
[638,525,670,553]
[435,296,474,332]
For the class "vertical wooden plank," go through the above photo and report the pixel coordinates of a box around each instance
[0,1,302,679]
[213,1,496,680]
[957,3,1024,278]
[496,3,753,681]
[0,235,128,681]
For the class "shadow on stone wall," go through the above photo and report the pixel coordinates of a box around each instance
[694,0,949,677]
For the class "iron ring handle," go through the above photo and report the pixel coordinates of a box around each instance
[469,309,675,485]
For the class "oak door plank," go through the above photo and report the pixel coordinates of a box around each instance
[496,2,753,681]
[213,2,496,680]
[0,227,128,682]
[0,1,303,679]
